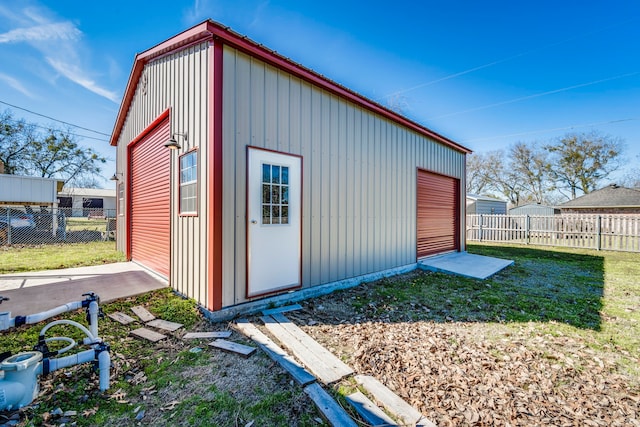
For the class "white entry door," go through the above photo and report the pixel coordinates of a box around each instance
[247,148,301,297]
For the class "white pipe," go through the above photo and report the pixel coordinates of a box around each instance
[47,349,95,372]
[98,349,110,391]
[39,320,95,343]
[24,301,83,325]
[88,301,99,338]
[44,337,76,355]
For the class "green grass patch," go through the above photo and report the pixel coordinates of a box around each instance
[0,241,125,273]
[353,244,640,367]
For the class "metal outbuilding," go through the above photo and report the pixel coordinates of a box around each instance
[508,203,560,216]
[110,20,471,313]
[466,194,507,215]
[0,175,63,206]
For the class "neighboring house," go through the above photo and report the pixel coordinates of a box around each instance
[110,20,471,313]
[466,194,507,215]
[559,184,640,214]
[57,188,117,218]
[509,203,560,216]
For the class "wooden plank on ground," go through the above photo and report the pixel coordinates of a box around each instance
[108,312,136,325]
[146,319,183,332]
[131,306,156,322]
[355,375,434,427]
[261,315,348,384]
[261,304,303,316]
[130,327,166,342]
[345,391,397,426]
[183,331,232,339]
[208,339,256,357]
[233,319,316,386]
[269,313,353,379]
[304,382,358,427]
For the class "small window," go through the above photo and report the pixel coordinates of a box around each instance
[180,151,198,214]
[118,183,125,216]
[261,163,289,225]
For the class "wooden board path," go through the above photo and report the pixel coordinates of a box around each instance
[233,319,316,386]
[261,314,353,384]
[183,331,232,339]
[355,375,435,427]
[131,306,156,322]
[345,391,397,427]
[130,327,166,343]
[147,319,183,332]
[304,383,358,427]
[208,339,256,357]
[108,312,136,325]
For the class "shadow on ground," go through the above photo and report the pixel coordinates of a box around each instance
[304,245,605,330]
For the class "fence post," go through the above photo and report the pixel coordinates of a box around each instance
[596,215,602,251]
[525,215,530,244]
[479,214,483,242]
[5,210,10,245]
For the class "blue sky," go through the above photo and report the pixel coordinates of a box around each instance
[1,0,638,188]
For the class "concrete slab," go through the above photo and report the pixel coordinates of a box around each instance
[0,263,167,317]
[418,252,514,280]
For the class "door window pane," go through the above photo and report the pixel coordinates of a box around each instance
[260,163,291,225]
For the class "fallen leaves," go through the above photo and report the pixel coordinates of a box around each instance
[301,320,640,426]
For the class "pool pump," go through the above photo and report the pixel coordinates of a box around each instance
[0,293,111,411]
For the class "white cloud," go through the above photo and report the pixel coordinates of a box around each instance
[0,73,34,98]
[0,4,119,104]
[46,57,120,103]
[0,21,81,43]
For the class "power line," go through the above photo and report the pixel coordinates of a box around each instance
[461,117,639,143]
[380,17,639,100]
[0,99,111,137]
[430,71,639,120]
[2,117,109,142]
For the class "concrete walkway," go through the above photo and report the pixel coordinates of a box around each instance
[0,263,167,317]
[418,252,514,280]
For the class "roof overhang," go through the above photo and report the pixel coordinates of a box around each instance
[110,20,472,155]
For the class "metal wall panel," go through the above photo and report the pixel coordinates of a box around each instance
[222,47,466,306]
[114,42,211,308]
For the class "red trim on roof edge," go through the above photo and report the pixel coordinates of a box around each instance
[110,20,471,154]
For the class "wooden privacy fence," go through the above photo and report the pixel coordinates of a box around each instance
[466,214,640,252]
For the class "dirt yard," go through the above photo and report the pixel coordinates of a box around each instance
[286,270,640,427]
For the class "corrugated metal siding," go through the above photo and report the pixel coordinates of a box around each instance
[222,47,466,307]
[131,119,171,277]
[114,42,210,307]
[417,170,460,257]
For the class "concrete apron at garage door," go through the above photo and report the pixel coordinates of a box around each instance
[418,252,514,280]
[0,262,167,317]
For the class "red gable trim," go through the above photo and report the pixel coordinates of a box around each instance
[110,20,471,154]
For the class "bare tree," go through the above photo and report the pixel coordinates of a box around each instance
[546,131,623,199]
[466,150,525,205]
[466,152,494,195]
[509,141,553,204]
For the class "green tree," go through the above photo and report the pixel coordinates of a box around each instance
[0,109,106,186]
[546,131,623,199]
[0,110,36,175]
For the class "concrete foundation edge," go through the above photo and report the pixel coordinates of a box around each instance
[201,263,418,323]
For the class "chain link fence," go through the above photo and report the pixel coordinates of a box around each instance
[0,205,116,246]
